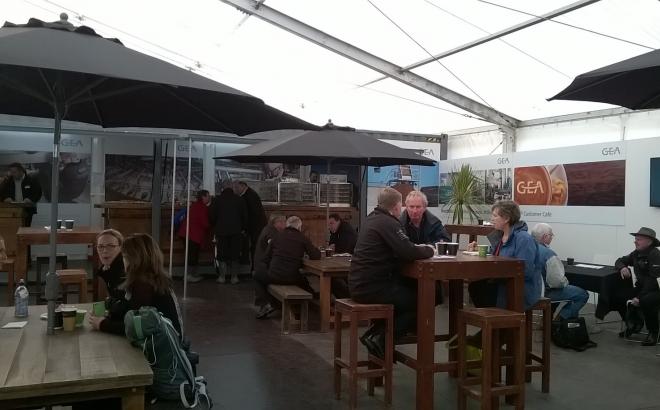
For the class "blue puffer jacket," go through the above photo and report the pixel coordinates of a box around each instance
[487,221,543,310]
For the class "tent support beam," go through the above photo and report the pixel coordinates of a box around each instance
[220,0,519,128]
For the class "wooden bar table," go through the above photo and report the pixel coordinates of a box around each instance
[400,254,524,410]
[303,255,351,332]
[0,304,152,409]
[0,203,31,257]
[15,227,102,299]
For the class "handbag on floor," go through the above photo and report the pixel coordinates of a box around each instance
[551,317,597,351]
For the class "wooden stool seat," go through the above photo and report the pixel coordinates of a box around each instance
[1,258,16,306]
[56,269,88,303]
[458,307,526,410]
[334,299,394,409]
[525,297,551,393]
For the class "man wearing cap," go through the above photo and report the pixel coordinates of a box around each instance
[615,227,660,346]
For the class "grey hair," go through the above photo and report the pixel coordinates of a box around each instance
[405,190,428,207]
[377,187,402,211]
[269,213,286,225]
[531,223,553,241]
[286,216,303,230]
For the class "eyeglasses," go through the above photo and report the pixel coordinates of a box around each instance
[97,244,119,251]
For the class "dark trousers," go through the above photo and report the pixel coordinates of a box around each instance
[595,275,635,320]
[468,279,499,308]
[352,279,418,339]
[187,240,200,267]
[217,234,242,265]
[254,269,315,308]
[640,291,660,334]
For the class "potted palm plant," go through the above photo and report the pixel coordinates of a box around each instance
[443,164,483,224]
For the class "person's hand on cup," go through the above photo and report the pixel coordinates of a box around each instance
[620,266,632,280]
[88,314,105,331]
[467,241,477,252]
[631,297,640,307]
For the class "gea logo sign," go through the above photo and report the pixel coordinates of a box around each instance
[497,157,510,165]
[601,147,621,156]
[516,181,544,195]
[61,138,82,147]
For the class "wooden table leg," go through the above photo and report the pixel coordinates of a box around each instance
[121,386,145,410]
[505,273,525,405]
[15,241,27,283]
[416,276,436,410]
[319,275,332,333]
[448,279,464,377]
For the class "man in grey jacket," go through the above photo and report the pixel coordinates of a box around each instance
[531,223,588,320]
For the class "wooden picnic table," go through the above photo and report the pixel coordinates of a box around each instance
[302,255,351,332]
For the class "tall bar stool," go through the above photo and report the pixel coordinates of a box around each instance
[458,307,526,410]
[36,254,68,297]
[56,269,88,303]
[1,258,16,305]
[333,299,393,409]
[525,297,551,393]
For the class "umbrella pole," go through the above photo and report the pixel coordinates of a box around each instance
[168,139,177,277]
[45,104,63,335]
[183,136,192,300]
[326,159,331,246]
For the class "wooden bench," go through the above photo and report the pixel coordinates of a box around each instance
[267,285,312,334]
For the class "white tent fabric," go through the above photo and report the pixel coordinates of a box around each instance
[5,0,660,135]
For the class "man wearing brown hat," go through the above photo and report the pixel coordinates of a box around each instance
[615,227,660,346]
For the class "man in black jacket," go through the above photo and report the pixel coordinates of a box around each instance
[615,227,660,346]
[209,182,247,284]
[349,188,434,358]
[254,216,321,319]
[328,213,358,254]
[399,190,450,245]
[0,163,42,226]
[253,214,286,308]
[234,181,267,271]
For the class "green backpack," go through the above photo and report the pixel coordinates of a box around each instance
[124,306,212,408]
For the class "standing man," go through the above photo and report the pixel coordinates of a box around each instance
[399,190,450,245]
[349,188,434,358]
[615,227,660,346]
[234,181,267,272]
[0,163,42,226]
[531,223,588,319]
[327,213,358,254]
[211,181,247,284]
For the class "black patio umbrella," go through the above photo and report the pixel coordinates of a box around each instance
[0,16,318,334]
[549,48,660,109]
[217,125,436,238]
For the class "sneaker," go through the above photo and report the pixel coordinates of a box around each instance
[256,304,276,319]
[641,333,659,346]
[186,274,203,283]
[230,275,239,285]
[216,275,226,284]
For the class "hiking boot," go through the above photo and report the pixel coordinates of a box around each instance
[256,304,276,320]
[360,331,385,360]
[216,274,226,284]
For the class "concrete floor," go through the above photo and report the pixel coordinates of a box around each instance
[2,266,660,410]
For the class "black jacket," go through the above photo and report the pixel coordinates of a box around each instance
[615,246,660,297]
[329,221,358,254]
[266,227,321,282]
[241,187,267,237]
[210,188,247,237]
[254,225,280,276]
[0,174,42,214]
[399,210,450,245]
[349,207,434,297]
[96,255,126,300]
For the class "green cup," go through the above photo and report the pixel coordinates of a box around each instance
[478,245,489,257]
[75,309,87,327]
[92,301,106,317]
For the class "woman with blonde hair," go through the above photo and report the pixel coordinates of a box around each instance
[89,233,181,335]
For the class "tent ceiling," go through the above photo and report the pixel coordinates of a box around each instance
[4,0,660,134]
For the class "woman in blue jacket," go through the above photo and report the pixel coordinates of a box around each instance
[468,200,542,310]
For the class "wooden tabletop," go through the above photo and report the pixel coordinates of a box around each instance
[404,253,524,280]
[303,256,351,276]
[0,304,152,406]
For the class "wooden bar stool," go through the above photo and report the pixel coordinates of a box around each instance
[525,297,551,393]
[333,299,393,409]
[36,254,68,297]
[458,307,526,410]
[56,269,88,303]
[1,258,15,306]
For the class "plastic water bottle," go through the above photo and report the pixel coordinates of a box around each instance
[14,279,29,318]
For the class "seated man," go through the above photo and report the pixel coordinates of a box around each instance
[254,216,321,319]
[349,188,434,358]
[531,223,588,319]
[399,190,450,245]
[615,227,660,346]
[328,213,358,254]
[253,214,286,309]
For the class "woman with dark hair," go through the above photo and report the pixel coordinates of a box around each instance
[468,200,542,309]
[95,228,125,300]
[89,233,181,335]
